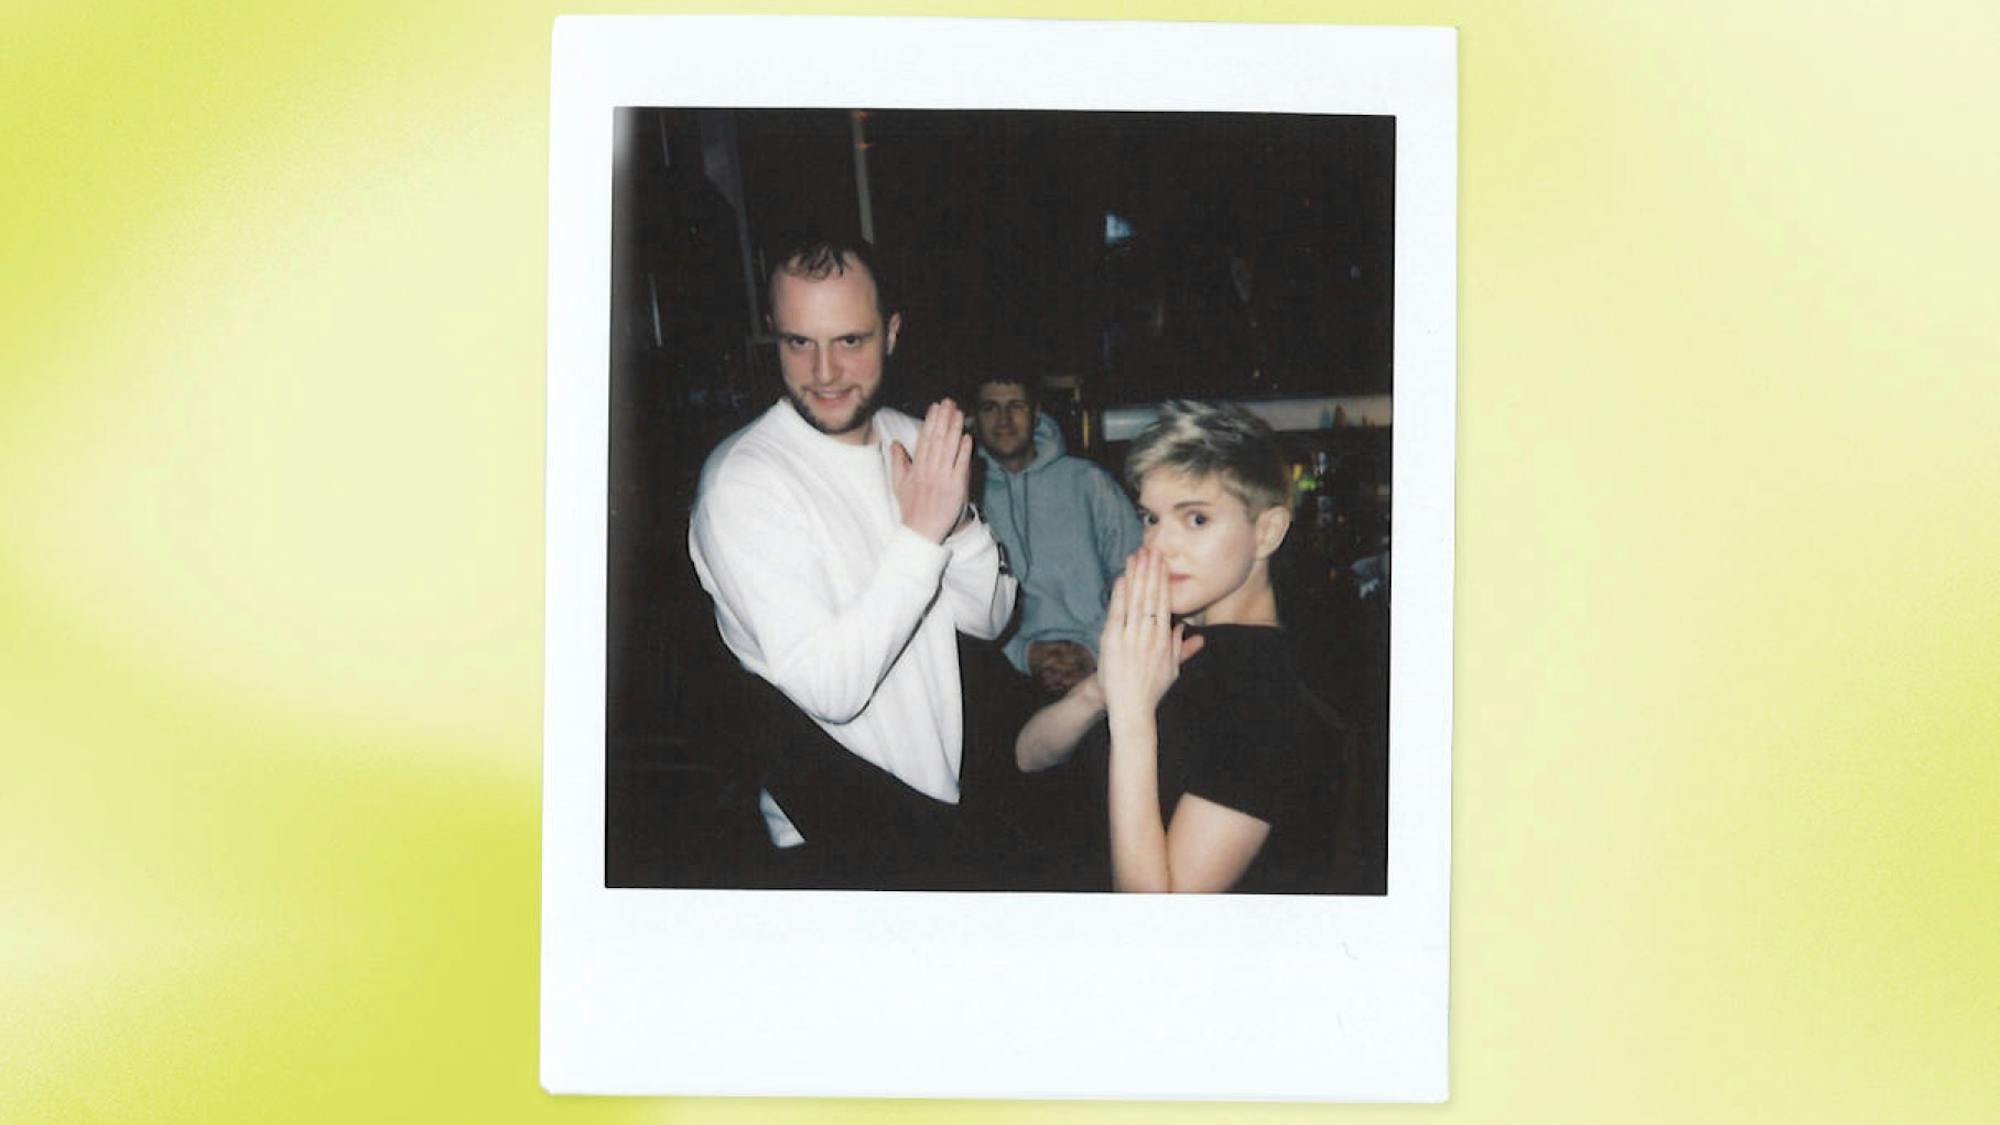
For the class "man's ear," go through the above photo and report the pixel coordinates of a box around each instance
[1253,504,1293,560]
[885,311,903,356]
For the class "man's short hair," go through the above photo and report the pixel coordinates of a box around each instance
[765,228,895,316]
[961,338,1047,412]
[965,370,1040,413]
[1124,399,1292,514]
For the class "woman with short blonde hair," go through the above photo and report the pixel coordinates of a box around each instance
[1016,401,1344,893]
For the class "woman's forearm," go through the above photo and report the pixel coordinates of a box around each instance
[1107,708,1171,892]
[1014,675,1107,772]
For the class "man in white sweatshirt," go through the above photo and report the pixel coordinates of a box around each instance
[687,234,1018,886]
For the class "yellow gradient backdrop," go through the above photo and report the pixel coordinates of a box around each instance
[4,1,1996,1121]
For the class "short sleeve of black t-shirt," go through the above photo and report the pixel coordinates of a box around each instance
[1155,626,1344,893]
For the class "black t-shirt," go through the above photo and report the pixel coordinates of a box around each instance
[1154,625,1346,894]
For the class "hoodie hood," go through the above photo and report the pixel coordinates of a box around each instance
[977,411,1067,479]
[970,409,1147,675]
[964,412,1144,672]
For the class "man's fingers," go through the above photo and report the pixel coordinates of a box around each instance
[940,404,965,470]
[925,403,954,473]
[912,407,936,467]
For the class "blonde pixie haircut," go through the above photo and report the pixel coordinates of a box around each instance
[1123,400,1292,515]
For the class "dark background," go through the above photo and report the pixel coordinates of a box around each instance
[604,107,1394,888]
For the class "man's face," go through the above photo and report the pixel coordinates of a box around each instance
[769,257,900,445]
[973,380,1036,465]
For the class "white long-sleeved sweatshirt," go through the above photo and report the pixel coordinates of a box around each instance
[688,400,1017,845]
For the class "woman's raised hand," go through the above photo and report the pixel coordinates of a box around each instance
[1098,547,1196,720]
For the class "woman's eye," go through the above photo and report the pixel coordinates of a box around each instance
[1189,513,1208,527]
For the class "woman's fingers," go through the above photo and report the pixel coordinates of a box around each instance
[1106,574,1128,637]
[1129,548,1153,636]
[1135,549,1160,635]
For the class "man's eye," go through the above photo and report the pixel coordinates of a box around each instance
[838,335,864,347]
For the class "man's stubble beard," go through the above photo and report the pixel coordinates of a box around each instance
[784,368,889,440]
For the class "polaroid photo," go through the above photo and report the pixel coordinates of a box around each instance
[544,15,1455,1101]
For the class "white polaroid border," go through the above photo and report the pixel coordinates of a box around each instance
[544,15,1455,1101]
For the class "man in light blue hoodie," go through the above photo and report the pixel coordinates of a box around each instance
[969,376,1145,696]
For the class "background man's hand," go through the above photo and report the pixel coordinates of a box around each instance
[890,399,973,543]
[1027,639,1097,696]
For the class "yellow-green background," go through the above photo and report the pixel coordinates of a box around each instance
[5,0,1995,1120]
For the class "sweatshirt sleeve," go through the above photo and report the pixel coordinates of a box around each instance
[939,510,1018,641]
[1001,615,1034,674]
[690,467,950,725]
[1092,466,1146,586]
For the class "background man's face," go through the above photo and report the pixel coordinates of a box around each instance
[973,380,1036,464]
[769,258,900,444]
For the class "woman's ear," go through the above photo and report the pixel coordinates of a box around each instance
[1253,504,1293,560]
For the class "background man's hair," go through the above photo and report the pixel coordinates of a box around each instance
[963,373,1043,416]
[958,336,1045,413]
[764,226,895,315]
[1123,399,1291,513]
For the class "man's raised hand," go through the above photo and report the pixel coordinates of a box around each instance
[890,399,973,543]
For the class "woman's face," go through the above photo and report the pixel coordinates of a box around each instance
[1135,470,1269,624]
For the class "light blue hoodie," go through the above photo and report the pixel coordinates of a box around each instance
[977,413,1145,674]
